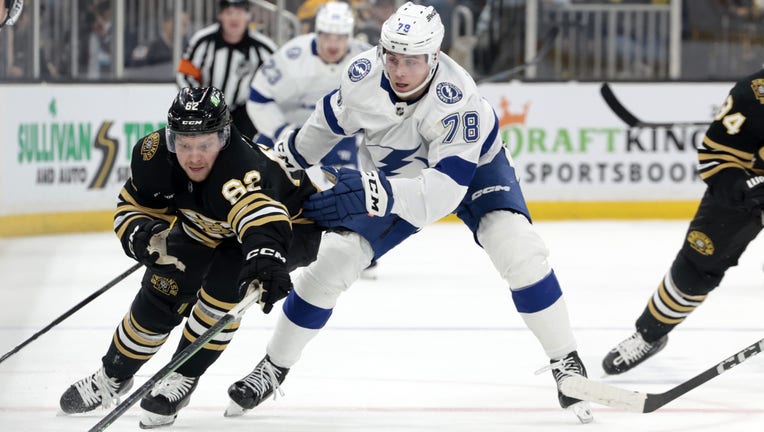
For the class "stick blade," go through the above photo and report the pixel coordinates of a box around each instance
[600,83,642,127]
[559,375,647,412]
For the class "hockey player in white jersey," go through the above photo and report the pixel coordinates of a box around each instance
[227,2,593,424]
[247,1,369,167]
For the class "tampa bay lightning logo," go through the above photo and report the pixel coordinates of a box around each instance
[348,58,372,82]
[436,82,463,104]
[286,46,301,59]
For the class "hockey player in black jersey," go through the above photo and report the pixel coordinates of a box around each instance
[58,87,322,428]
[603,69,764,374]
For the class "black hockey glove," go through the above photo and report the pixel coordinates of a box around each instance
[738,175,764,212]
[239,247,292,314]
[127,220,182,276]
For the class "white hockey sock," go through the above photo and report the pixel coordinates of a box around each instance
[519,297,577,359]
[266,308,321,368]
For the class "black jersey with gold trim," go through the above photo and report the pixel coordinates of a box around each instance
[114,126,318,255]
[699,69,764,203]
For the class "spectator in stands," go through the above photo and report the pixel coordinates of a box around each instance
[3,1,32,78]
[354,0,395,45]
[0,0,23,31]
[86,0,113,78]
[0,0,59,80]
[132,12,190,67]
[296,0,330,34]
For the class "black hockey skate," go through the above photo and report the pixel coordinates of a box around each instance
[139,372,198,429]
[59,366,134,414]
[602,332,668,375]
[225,355,289,417]
[538,351,593,424]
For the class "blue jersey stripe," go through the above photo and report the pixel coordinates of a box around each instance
[480,113,499,157]
[249,87,273,103]
[434,156,476,187]
[288,130,311,168]
[322,89,347,136]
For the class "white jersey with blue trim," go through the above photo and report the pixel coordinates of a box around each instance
[248,33,370,139]
[295,48,504,228]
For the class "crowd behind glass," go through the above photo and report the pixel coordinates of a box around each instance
[1,0,763,82]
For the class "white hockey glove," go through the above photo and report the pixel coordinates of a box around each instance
[127,220,185,275]
[273,128,308,173]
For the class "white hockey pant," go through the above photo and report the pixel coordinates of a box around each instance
[267,231,373,367]
[476,210,577,359]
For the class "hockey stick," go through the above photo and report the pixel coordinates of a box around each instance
[88,287,262,432]
[0,262,142,365]
[478,25,561,84]
[560,337,764,413]
[600,82,711,128]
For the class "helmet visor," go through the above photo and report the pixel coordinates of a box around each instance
[166,125,230,153]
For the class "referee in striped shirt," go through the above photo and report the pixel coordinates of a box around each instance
[177,0,278,139]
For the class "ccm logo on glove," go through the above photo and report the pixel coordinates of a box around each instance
[245,247,286,263]
[361,170,388,217]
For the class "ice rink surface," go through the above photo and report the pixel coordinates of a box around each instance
[1,220,762,432]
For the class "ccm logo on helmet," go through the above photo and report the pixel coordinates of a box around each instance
[471,185,511,200]
[182,120,203,125]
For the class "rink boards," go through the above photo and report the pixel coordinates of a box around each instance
[0,81,733,236]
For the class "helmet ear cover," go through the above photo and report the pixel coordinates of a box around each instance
[166,87,232,152]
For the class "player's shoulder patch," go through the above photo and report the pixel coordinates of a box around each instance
[141,132,161,161]
[286,46,301,59]
[435,82,463,104]
[348,58,372,82]
[749,78,764,104]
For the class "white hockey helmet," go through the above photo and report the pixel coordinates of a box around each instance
[315,1,354,36]
[379,2,443,57]
[378,2,444,97]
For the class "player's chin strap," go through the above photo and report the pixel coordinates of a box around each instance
[0,0,24,30]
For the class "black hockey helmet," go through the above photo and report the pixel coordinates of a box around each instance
[166,87,232,152]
